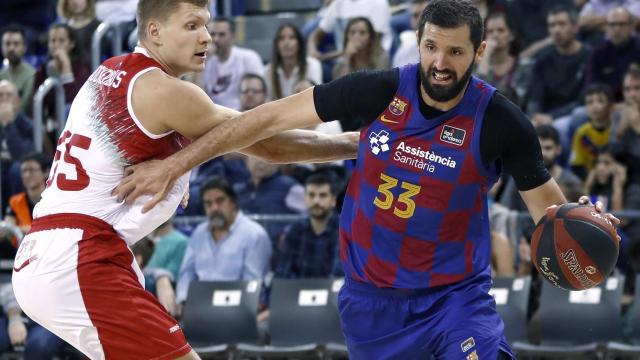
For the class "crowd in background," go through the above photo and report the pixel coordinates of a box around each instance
[1,0,640,357]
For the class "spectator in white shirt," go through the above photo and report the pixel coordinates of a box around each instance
[202,16,264,110]
[264,24,322,100]
[393,0,429,68]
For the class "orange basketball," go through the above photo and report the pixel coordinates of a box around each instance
[530,203,619,291]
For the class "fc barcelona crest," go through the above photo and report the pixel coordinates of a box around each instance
[388,97,407,116]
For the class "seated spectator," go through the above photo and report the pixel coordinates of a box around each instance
[239,73,267,111]
[32,23,91,149]
[0,282,67,359]
[475,12,521,105]
[586,7,640,101]
[4,153,49,235]
[578,0,640,33]
[527,5,591,124]
[307,0,392,63]
[570,83,614,179]
[131,236,154,268]
[612,68,640,185]
[235,156,305,242]
[94,0,137,24]
[155,177,271,317]
[57,0,101,58]
[490,231,515,277]
[392,0,428,68]
[332,17,389,80]
[257,172,342,327]
[0,80,34,211]
[583,146,627,212]
[500,125,582,211]
[471,0,508,22]
[0,26,35,114]
[144,218,188,282]
[264,24,322,100]
[201,17,264,110]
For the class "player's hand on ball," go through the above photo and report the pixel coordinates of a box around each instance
[577,196,621,241]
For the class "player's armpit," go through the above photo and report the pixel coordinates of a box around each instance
[131,70,239,140]
[519,178,567,224]
[240,130,359,163]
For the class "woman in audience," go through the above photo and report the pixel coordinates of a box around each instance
[475,12,522,105]
[32,23,91,153]
[57,0,100,58]
[332,17,389,79]
[265,23,322,100]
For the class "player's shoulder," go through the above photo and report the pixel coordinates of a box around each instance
[486,91,527,121]
[133,70,203,100]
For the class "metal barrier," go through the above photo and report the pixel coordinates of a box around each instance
[32,77,66,153]
[91,22,124,70]
[173,213,306,230]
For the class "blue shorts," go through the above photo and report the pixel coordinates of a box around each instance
[338,269,515,360]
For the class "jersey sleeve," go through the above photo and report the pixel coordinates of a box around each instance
[483,93,551,191]
[312,69,399,129]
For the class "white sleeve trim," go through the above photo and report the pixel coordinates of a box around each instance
[126,67,175,139]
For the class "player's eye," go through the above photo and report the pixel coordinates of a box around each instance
[186,23,197,30]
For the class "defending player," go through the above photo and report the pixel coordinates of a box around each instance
[11,1,358,359]
[115,0,619,359]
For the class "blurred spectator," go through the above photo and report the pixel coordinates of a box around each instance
[0,282,67,359]
[507,0,574,60]
[392,0,428,68]
[264,24,322,100]
[32,23,91,149]
[131,236,154,268]
[583,146,627,212]
[145,218,188,282]
[235,156,305,242]
[307,0,392,62]
[0,1,57,56]
[475,12,522,105]
[0,26,36,114]
[202,17,264,110]
[471,0,508,22]
[491,231,515,277]
[332,17,389,79]
[239,73,267,111]
[274,172,342,278]
[0,80,34,211]
[612,68,640,185]
[586,7,640,101]
[570,83,614,179]
[156,177,271,318]
[500,125,582,211]
[578,0,640,33]
[94,0,137,24]
[527,5,591,124]
[57,0,101,59]
[4,153,49,236]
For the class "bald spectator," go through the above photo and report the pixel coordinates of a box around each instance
[0,80,34,210]
[528,5,591,124]
[0,26,35,114]
[239,74,267,111]
[201,17,264,110]
[586,7,640,101]
[578,0,640,32]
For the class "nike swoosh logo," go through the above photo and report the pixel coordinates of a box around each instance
[13,259,30,272]
[380,115,399,124]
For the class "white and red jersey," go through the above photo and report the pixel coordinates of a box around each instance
[34,47,191,245]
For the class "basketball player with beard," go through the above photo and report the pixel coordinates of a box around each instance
[116,1,619,359]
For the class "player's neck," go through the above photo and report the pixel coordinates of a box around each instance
[138,43,184,78]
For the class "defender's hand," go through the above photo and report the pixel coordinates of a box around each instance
[112,160,178,213]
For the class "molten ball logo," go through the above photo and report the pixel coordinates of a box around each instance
[585,266,596,275]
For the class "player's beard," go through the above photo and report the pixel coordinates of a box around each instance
[419,59,475,103]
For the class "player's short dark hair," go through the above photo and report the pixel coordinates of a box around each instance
[305,172,337,195]
[548,4,578,24]
[212,16,235,33]
[535,125,561,146]
[241,73,267,92]
[200,176,237,203]
[137,0,209,40]
[1,24,27,42]
[417,0,483,51]
[20,152,51,172]
[582,83,613,104]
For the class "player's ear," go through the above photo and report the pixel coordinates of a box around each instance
[475,41,487,62]
[147,20,162,46]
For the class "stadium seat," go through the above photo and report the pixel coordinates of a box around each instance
[489,276,531,343]
[244,0,323,15]
[181,280,262,358]
[513,275,625,359]
[603,276,640,359]
[237,277,347,359]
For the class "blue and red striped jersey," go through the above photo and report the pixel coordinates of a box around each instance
[339,63,500,289]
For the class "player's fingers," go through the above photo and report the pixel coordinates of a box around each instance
[578,196,591,205]
[123,165,137,177]
[595,201,604,213]
[606,213,621,225]
[142,190,167,214]
[113,180,136,202]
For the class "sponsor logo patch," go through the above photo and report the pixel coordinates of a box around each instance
[369,130,391,155]
[388,97,407,116]
[440,125,466,146]
[461,337,476,352]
